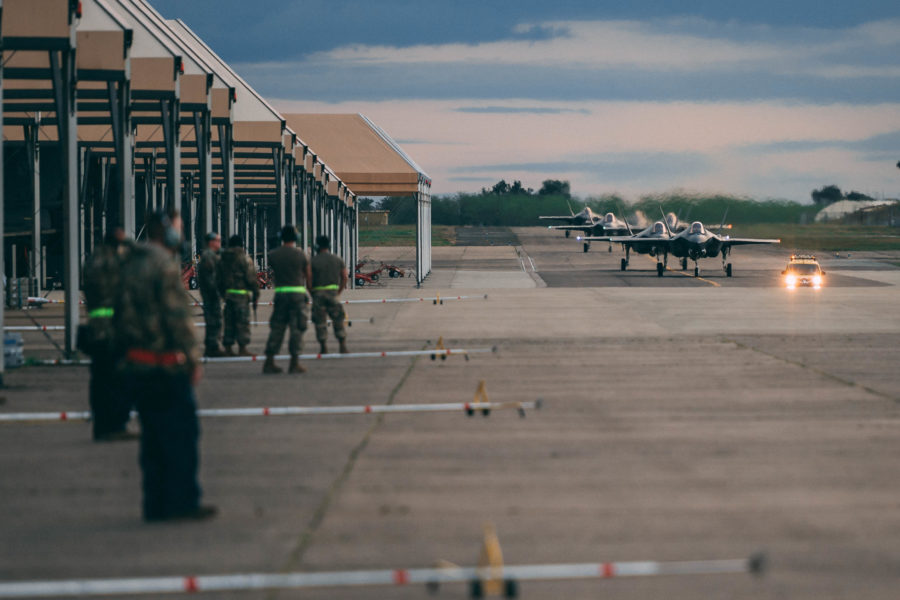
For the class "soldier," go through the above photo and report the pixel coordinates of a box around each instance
[263,225,311,374]
[114,210,215,522]
[81,228,135,441]
[217,235,258,356]
[310,235,349,355]
[197,232,223,357]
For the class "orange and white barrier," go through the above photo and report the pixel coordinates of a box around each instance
[0,399,540,423]
[188,294,489,307]
[34,346,497,366]
[0,555,763,597]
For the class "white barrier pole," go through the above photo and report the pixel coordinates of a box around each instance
[0,556,762,597]
[0,400,541,423]
[33,346,497,366]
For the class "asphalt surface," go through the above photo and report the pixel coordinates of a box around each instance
[2,227,900,599]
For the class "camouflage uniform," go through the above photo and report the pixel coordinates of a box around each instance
[114,242,203,521]
[264,245,309,357]
[82,241,131,440]
[197,248,222,354]
[310,251,347,346]
[217,247,258,350]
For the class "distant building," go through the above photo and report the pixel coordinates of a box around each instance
[814,199,899,223]
[360,210,390,226]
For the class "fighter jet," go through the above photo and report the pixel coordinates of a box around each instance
[551,212,641,252]
[578,219,675,276]
[664,217,779,277]
[538,204,599,238]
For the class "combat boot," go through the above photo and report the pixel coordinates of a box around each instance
[339,339,349,354]
[289,356,307,374]
[262,355,282,374]
[238,344,252,357]
[223,345,235,357]
[205,346,224,358]
[319,341,328,355]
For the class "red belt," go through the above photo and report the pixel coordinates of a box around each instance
[126,348,187,367]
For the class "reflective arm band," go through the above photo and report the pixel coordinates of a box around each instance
[88,307,114,318]
[274,286,307,294]
[312,284,339,291]
[226,289,249,295]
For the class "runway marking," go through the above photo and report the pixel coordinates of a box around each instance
[641,255,721,287]
[0,556,762,597]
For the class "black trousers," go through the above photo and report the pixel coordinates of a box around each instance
[89,350,130,439]
[130,371,201,521]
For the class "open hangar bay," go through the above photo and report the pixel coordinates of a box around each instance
[1,226,899,599]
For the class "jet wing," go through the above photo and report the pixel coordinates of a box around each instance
[578,235,636,243]
[721,237,781,246]
[549,224,592,232]
[539,215,576,221]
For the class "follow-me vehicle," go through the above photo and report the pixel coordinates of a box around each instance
[782,255,825,289]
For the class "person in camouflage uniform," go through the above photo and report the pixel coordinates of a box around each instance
[114,210,214,522]
[216,235,258,356]
[82,228,134,441]
[263,225,311,374]
[310,235,349,355]
[197,232,223,357]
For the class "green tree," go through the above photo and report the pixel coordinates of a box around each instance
[845,191,874,201]
[538,179,571,198]
[811,185,843,206]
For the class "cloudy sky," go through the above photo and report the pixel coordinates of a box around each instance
[152,0,900,202]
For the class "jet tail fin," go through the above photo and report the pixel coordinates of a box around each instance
[659,206,673,236]
[619,204,634,236]
[717,207,730,233]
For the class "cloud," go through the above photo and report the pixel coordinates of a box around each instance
[238,18,900,104]
[455,106,591,115]
[275,97,900,201]
[305,18,900,75]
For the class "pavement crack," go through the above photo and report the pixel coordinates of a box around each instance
[273,350,422,584]
[725,338,898,403]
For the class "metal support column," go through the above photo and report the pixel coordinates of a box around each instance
[0,56,5,384]
[160,98,181,213]
[273,147,284,229]
[194,111,213,235]
[262,209,268,269]
[218,124,234,237]
[298,164,308,250]
[108,80,134,237]
[287,156,296,226]
[51,47,80,355]
[26,118,41,293]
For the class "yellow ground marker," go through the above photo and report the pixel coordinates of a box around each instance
[478,522,505,597]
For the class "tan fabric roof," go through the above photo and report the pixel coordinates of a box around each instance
[284,113,425,196]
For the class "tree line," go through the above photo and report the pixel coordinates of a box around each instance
[361,180,839,227]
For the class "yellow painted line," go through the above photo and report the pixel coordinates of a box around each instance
[641,255,721,287]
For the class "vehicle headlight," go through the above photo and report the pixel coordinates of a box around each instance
[785,274,797,286]
[813,274,823,286]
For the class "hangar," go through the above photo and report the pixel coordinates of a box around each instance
[0,0,431,378]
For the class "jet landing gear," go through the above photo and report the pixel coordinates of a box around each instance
[583,241,590,253]
[564,230,571,238]
[722,249,733,277]
[681,257,688,271]
[656,254,668,277]
[621,247,631,271]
